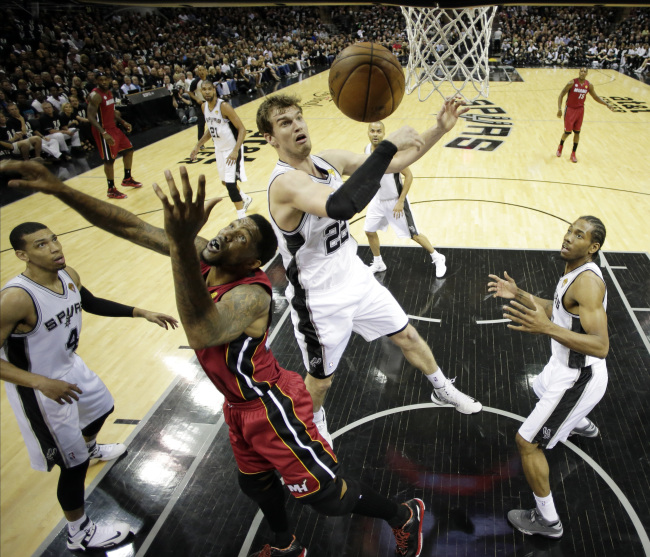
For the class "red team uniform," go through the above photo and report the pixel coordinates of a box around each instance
[90,87,133,160]
[195,263,339,499]
[563,78,590,132]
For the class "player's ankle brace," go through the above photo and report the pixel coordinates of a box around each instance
[226,182,243,203]
[325,140,398,220]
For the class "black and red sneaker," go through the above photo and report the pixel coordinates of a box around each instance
[393,499,425,557]
[107,187,127,199]
[121,177,142,188]
[248,536,307,557]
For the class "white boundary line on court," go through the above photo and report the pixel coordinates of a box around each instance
[407,314,441,323]
[237,404,650,557]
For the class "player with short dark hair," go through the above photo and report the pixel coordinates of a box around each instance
[1,161,428,557]
[488,216,609,538]
[556,67,614,163]
[0,216,178,552]
[87,73,142,199]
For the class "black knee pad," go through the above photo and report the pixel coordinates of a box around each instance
[307,477,360,516]
[238,470,284,505]
[573,130,580,135]
[81,406,114,438]
[57,459,90,511]
[225,182,243,203]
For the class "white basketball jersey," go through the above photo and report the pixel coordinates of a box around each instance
[0,271,83,380]
[268,155,359,291]
[365,143,402,200]
[204,99,237,150]
[551,261,607,368]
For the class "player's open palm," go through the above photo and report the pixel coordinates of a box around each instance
[37,377,82,405]
[153,166,221,244]
[487,271,517,299]
[0,160,65,194]
[437,96,470,132]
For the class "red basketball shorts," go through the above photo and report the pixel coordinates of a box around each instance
[564,106,585,133]
[92,126,133,160]
[224,369,339,499]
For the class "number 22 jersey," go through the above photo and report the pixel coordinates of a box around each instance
[268,155,360,292]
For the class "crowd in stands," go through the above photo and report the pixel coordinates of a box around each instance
[1,4,648,164]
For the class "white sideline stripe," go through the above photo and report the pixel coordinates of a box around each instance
[407,314,441,323]
[239,404,650,557]
[632,308,650,312]
[601,253,650,355]
[609,265,627,269]
[476,318,511,324]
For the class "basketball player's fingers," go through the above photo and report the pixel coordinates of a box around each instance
[178,166,193,201]
[204,197,222,220]
[195,174,207,206]
[508,300,530,313]
[164,169,182,204]
[152,182,172,209]
[71,384,82,395]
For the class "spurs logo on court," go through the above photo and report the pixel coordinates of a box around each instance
[46,448,58,461]
[542,427,552,440]
[287,479,309,493]
[309,357,322,368]
[447,100,513,152]
[602,96,650,113]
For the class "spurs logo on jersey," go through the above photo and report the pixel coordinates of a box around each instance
[268,155,357,292]
[0,270,83,379]
[551,261,607,368]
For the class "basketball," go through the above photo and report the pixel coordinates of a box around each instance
[329,42,405,123]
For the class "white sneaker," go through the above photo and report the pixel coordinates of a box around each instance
[314,408,334,449]
[431,252,447,278]
[569,418,599,438]
[431,378,482,414]
[89,443,127,462]
[242,193,253,212]
[368,259,387,273]
[67,517,131,551]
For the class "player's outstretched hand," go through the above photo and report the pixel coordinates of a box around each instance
[36,376,83,405]
[437,95,470,133]
[503,295,551,335]
[385,126,424,151]
[136,309,179,330]
[152,166,222,245]
[0,160,65,194]
[487,271,518,299]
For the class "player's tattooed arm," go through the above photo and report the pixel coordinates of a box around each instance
[0,161,209,257]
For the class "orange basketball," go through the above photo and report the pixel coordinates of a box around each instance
[329,42,405,122]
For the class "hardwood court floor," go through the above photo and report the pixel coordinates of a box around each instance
[1,67,649,556]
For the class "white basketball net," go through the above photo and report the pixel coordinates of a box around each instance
[401,5,498,102]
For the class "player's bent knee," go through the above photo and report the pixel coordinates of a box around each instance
[238,470,284,504]
[515,431,537,452]
[225,182,243,203]
[306,477,360,516]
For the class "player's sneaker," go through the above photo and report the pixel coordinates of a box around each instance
[570,152,578,163]
[507,508,563,539]
[392,498,425,557]
[556,145,563,157]
[368,259,387,273]
[67,517,131,551]
[248,536,307,557]
[313,407,333,449]
[89,443,127,462]
[431,378,482,414]
[569,418,599,438]
[431,251,447,278]
[242,193,253,212]
[107,188,127,199]
[121,177,142,188]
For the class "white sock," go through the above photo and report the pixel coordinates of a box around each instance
[373,256,383,263]
[68,514,88,535]
[575,417,590,429]
[426,368,447,388]
[85,440,97,453]
[313,407,324,423]
[534,492,559,522]
[237,209,246,219]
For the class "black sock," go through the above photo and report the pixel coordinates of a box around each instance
[351,483,404,527]
[560,139,565,146]
[573,143,578,152]
[124,168,132,179]
[107,179,115,189]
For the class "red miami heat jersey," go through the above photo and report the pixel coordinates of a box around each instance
[566,78,590,109]
[91,87,118,130]
[195,263,284,403]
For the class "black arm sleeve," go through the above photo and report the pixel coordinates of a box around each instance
[80,286,135,317]
[325,140,398,221]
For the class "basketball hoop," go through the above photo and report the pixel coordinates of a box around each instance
[401,5,498,102]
